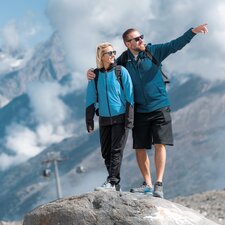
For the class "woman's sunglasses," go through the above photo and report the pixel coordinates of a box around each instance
[103,50,116,56]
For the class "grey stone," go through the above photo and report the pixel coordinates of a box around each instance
[23,191,219,225]
[0,222,22,225]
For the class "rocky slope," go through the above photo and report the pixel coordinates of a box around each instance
[172,189,225,225]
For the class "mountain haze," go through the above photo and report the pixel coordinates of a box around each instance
[0,32,225,220]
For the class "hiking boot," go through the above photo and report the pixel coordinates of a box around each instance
[115,183,122,192]
[94,181,116,191]
[130,181,153,195]
[153,182,164,198]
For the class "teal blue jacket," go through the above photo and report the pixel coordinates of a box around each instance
[117,28,196,112]
[86,64,134,131]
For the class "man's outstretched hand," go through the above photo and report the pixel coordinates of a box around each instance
[192,23,208,34]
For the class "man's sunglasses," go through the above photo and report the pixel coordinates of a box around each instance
[103,50,116,56]
[127,34,144,42]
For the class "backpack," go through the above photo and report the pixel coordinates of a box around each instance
[119,49,170,85]
[93,65,123,116]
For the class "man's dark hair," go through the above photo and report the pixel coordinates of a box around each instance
[122,28,137,42]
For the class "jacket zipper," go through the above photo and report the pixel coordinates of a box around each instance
[136,59,148,105]
[118,91,125,107]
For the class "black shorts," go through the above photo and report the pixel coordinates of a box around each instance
[132,106,174,149]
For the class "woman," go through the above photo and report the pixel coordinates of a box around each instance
[85,42,134,191]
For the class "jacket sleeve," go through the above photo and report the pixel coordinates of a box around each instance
[148,28,196,63]
[85,80,97,132]
[120,67,134,129]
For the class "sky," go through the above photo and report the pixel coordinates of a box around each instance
[0,0,52,49]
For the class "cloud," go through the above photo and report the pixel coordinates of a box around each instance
[46,0,225,80]
[5,125,41,156]
[0,48,33,75]
[1,21,20,51]
[27,82,70,124]
[0,81,79,170]
[46,0,153,86]
[0,124,41,170]
[0,12,46,51]
[27,81,76,143]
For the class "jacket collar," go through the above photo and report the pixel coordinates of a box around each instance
[99,63,117,72]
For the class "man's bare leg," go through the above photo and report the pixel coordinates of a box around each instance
[154,144,166,182]
[135,149,153,187]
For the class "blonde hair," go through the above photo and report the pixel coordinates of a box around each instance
[96,42,113,68]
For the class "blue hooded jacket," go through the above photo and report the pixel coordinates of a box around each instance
[117,28,196,113]
[86,64,134,131]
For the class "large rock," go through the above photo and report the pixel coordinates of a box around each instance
[23,191,218,225]
[0,222,22,225]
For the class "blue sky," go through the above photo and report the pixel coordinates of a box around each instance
[0,0,52,48]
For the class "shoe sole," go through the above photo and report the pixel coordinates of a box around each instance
[153,193,164,198]
[130,191,153,195]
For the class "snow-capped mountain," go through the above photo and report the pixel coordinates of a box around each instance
[0,48,26,72]
[0,32,71,101]
[0,32,83,172]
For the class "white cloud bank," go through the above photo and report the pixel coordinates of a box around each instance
[0,81,77,171]
[47,0,225,80]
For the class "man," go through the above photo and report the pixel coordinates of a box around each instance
[87,24,208,198]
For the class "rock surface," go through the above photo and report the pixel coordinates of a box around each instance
[23,191,218,225]
[172,189,225,225]
[0,222,22,225]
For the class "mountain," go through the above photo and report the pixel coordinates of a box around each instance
[0,31,82,169]
[0,32,70,101]
[165,75,225,197]
[0,32,225,220]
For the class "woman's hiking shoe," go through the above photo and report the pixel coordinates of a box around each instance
[115,183,122,192]
[94,181,116,191]
[130,181,153,195]
[153,182,164,198]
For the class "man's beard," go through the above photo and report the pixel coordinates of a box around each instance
[133,43,146,52]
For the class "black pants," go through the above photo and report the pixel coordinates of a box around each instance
[99,123,129,185]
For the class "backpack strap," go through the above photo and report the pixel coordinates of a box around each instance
[145,49,158,66]
[119,51,129,68]
[119,48,170,85]
[93,68,99,102]
[115,65,123,90]
[145,49,170,84]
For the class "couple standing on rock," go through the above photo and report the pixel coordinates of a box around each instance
[85,23,208,198]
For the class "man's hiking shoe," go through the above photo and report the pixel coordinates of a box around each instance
[130,181,153,195]
[94,181,116,191]
[153,182,164,198]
